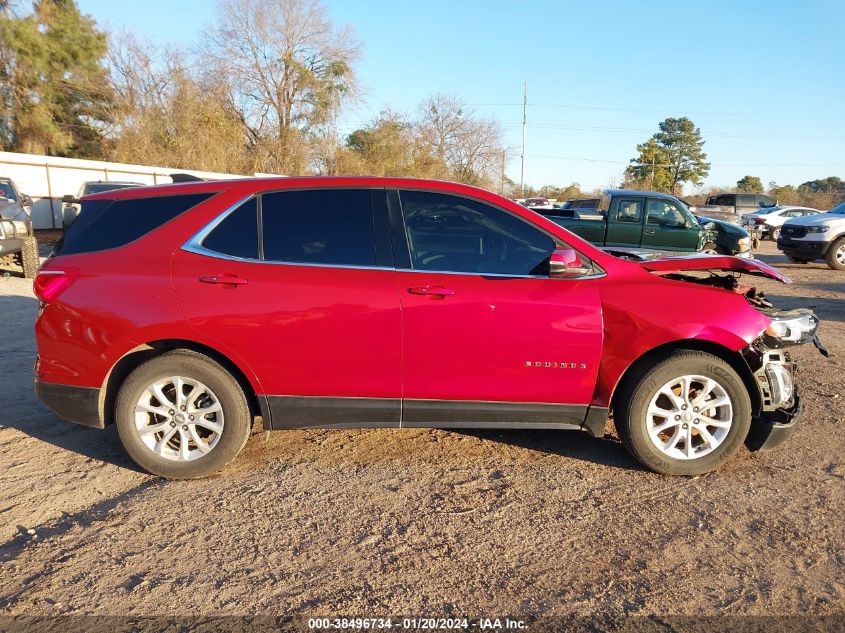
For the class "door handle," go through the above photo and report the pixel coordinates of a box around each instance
[408,284,455,297]
[199,274,248,286]
[644,229,656,235]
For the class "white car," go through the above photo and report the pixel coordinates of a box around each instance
[741,205,822,241]
[778,202,845,270]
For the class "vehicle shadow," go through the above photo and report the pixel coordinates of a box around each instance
[454,427,647,472]
[0,294,143,473]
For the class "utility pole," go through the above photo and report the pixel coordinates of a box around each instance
[520,81,527,197]
[650,155,655,190]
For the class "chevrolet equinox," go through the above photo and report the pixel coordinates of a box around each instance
[34,177,823,478]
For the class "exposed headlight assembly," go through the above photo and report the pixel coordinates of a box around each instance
[762,309,819,347]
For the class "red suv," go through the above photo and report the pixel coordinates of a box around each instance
[34,177,822,478]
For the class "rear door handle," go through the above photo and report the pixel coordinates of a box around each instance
[644,229,656,235]
[199,274,248,286]
[408,284,455,297]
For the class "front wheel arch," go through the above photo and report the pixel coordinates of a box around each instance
[608,339,761,421]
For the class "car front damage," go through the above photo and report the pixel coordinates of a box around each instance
[640,254,828,452]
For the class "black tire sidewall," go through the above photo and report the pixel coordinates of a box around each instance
[618,353,752,476]
[825,237,845,271]
[115,352,251,478]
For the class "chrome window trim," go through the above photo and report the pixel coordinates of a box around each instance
[181,193,394,272]
[182,192,606,280]
[395,267,606,280]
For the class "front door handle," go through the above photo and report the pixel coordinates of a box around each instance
[644,229,656,235]
[199,274,248,287]
[408,284,455,297]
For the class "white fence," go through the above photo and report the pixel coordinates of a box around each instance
[0,152,271,229]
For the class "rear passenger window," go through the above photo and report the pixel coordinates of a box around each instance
[261,189,376,266]
[57,193,215,256]
[202,198,259,259]
[616,200,643,223]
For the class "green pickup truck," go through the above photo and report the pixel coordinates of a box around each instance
[537,189,753,257]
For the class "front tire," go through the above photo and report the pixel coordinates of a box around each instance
[115,350,252,479]
[770,227,781,241]
[824,236,845,270]
[614,351,751,476]
[701,242,719,255]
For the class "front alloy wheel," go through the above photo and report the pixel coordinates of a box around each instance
[614,350,751,475]
[646,375,733,460]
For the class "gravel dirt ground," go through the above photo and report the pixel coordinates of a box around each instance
[0,241,843,625]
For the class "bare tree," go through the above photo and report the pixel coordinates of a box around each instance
[417,94,506,187]
[108,30,250,173]
[202,0,359,174]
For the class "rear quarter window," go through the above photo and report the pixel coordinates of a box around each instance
[57,192,215,256]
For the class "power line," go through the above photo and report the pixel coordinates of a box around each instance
[528,153,845,168]
[502,122,845,143]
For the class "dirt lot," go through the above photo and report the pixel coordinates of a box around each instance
[0,241,843,625]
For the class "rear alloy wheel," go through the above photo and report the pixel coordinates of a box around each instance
[769,226,781,241]
[116,350,252,478]
[614,351,751,475]
[824,236,845,271]
[701,242,719,255]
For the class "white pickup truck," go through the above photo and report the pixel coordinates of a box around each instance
[777,202,845,270]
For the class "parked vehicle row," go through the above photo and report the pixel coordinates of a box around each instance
[777,202,845,270]
[537,189,752,257]
[742,206,822,241]
[34,177,823,479]
[697,192,778,217]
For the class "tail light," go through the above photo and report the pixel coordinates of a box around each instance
[755,218,767,224]
[33,268,79,303]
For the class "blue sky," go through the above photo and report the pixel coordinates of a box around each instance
[78,0,844,193]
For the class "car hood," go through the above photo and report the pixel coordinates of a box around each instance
[640,254,791,283]
[695,215,747,235]
[783,212,845,227]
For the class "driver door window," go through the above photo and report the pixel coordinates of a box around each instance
[647,199,686,227]
[398,190,556,276]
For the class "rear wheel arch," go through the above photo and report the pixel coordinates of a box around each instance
[100,339,264,428]
[608,339,761,420]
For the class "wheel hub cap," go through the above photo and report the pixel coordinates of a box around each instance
[646,374,733,461]
[134,376,224,462]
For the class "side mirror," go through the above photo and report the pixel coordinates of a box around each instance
[21,194,33,207]
[62,194,79,204]
[550,248,592,278]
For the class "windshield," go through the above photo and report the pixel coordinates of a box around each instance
[82,183,140,195]
[829,202,845,215]
[0,182,17,201]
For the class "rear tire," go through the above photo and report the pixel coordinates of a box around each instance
[824,237,845,270]
[19,236,39,278]
[785,254,810,264]
[614,350,751,476]
[701,242,719,255]
[770,227,781,241]
[115,350,252,479]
